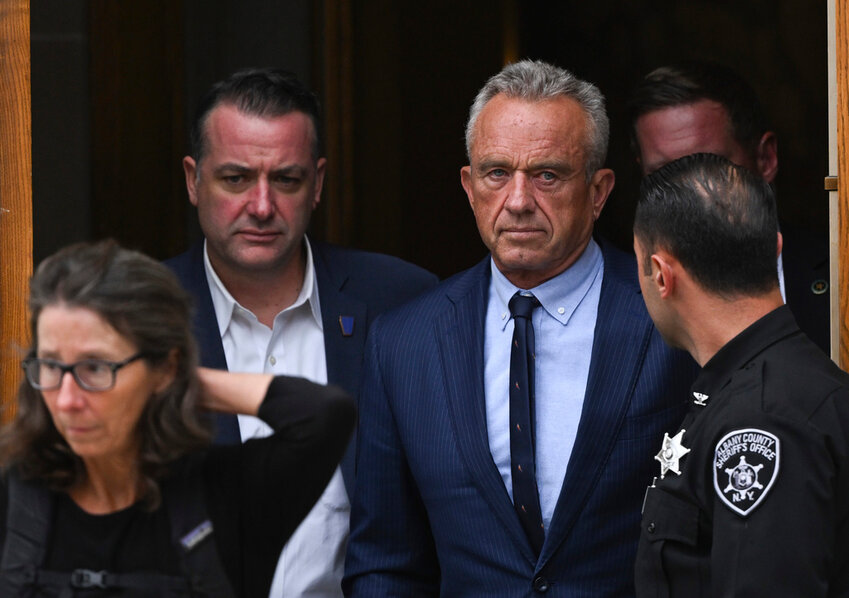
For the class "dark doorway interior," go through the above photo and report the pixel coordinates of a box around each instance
[32,1,826,278]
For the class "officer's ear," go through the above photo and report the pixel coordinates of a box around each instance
[651,253,676,300]
[755,131,778,184]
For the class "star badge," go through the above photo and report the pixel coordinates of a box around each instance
[655,429,690,478]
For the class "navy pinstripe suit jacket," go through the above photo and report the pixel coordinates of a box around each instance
[344,240,697,597]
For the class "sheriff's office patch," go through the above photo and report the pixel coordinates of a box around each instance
[712,428,779,517]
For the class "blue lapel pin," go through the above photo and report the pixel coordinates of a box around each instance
[339,315,355,337]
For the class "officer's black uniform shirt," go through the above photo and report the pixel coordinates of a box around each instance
[635,306,849,598]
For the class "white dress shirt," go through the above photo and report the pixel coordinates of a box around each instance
[205,238,349,598]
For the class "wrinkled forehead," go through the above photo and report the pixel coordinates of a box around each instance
[470,95,591,161]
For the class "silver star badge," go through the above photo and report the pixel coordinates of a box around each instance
[655,429,690,478]
[693,392,709,406]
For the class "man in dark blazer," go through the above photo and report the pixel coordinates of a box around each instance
[628,61,830,354]
[165,68,437,598]
[344,60,696,597]
[167,241,438,453]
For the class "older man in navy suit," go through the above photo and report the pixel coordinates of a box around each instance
[344,60,697,597]
[165,68,437,598]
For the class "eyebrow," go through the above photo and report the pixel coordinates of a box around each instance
[528,161,573,173]
[475,159,575,175]
[213,163,253,176]
[271,165,309,178]
[36,350,111,361]
[474,159,509,174]
[212,163,310,178]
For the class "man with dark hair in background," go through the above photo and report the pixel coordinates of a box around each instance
[628,61,830,354]
[633,153,849,596]
[166,67,437,598]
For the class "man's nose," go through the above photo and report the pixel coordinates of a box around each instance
[246,178,274,219]
[504,172,536,213]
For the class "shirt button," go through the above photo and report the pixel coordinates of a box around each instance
[269,356,277,366]
[557,307,565,315]
[532,576,550,592]
[647,522,656,533]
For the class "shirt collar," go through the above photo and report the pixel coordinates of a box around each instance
[490,237,603,329]
[691,305,798,399]
[203,236,323,335]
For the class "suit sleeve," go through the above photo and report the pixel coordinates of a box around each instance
[343,324,440,597]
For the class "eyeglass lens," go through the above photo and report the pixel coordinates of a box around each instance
[26,359,116,391]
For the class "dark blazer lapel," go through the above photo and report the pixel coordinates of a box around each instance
[169,240,240,444]
[179,241,229,370]
[313,243,368,493]
[541,244,652,561]
[437,259,538,563]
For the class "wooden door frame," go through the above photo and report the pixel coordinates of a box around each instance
[0,0,32,420]
[832,0,849,367]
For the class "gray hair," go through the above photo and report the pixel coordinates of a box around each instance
[465,60,609,177]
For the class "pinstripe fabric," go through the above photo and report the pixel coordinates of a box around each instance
[344,240,698,597]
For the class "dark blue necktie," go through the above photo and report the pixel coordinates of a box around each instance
[508,291,544,556]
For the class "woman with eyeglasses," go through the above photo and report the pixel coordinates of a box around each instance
[0,240,355,597]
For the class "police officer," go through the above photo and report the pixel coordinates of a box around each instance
[632,153,849,596]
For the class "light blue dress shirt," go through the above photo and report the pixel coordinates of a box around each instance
[484,238,604,532]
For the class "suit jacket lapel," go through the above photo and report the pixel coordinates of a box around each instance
[180,241,241,444]
[181,241,228,370]
[437,259,538,563]
[313,243,368,493]
[541,244,652,562]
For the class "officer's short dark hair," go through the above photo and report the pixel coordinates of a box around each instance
[628,61,769,161]
[634,153,779,297]
[190,67,322,164]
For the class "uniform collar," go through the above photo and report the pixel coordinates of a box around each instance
[690,305,799,402]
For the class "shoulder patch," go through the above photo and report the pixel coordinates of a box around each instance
[712,428,779,516]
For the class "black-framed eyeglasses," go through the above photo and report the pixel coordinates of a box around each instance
[22,353,148,392]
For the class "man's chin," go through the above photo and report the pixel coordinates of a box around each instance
[229,246,295,273]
